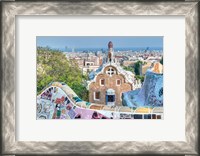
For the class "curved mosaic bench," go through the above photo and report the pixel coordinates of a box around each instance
[37,82,163,119]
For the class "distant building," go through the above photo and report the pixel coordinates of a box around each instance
[151,62,163,74]
[141,62,152,75]
[122,60,136,67]
[81,55,103,74]
[87,41,141,106]
[140,61,163,76]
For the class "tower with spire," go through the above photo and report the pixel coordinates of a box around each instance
[107,41,114,63]
[87,41,141,106]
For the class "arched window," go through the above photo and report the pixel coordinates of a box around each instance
[94,91,100,100]
[116,79,121,86]
[106,89,115,106]
[100,79,105,86]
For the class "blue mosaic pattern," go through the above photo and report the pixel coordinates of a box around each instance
[122,70,163,107]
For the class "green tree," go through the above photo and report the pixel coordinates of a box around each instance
[123,66,135,74]
[160,57,163,65]
[134,61,143,75]
[135,75,145,83]
[37,47,89,101]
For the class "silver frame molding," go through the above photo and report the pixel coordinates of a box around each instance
[1,1,199,155]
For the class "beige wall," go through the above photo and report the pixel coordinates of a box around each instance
[89,66,132,106]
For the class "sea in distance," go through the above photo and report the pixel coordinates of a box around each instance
[55,47,163,52]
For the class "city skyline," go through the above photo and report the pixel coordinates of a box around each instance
[37,36,163,50]
[37,40,163,120]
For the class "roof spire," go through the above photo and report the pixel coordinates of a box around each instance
[107,41,114,63]
[108,41,113,49]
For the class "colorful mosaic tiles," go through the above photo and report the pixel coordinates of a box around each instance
[37,81,163,120]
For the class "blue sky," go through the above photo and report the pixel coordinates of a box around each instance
[37,36,163,49]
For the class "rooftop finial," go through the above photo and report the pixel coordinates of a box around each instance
[108,41,113,49]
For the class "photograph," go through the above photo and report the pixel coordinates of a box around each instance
[36,36,163,119]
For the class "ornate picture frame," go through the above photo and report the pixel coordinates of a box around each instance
[1,1,199,155]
